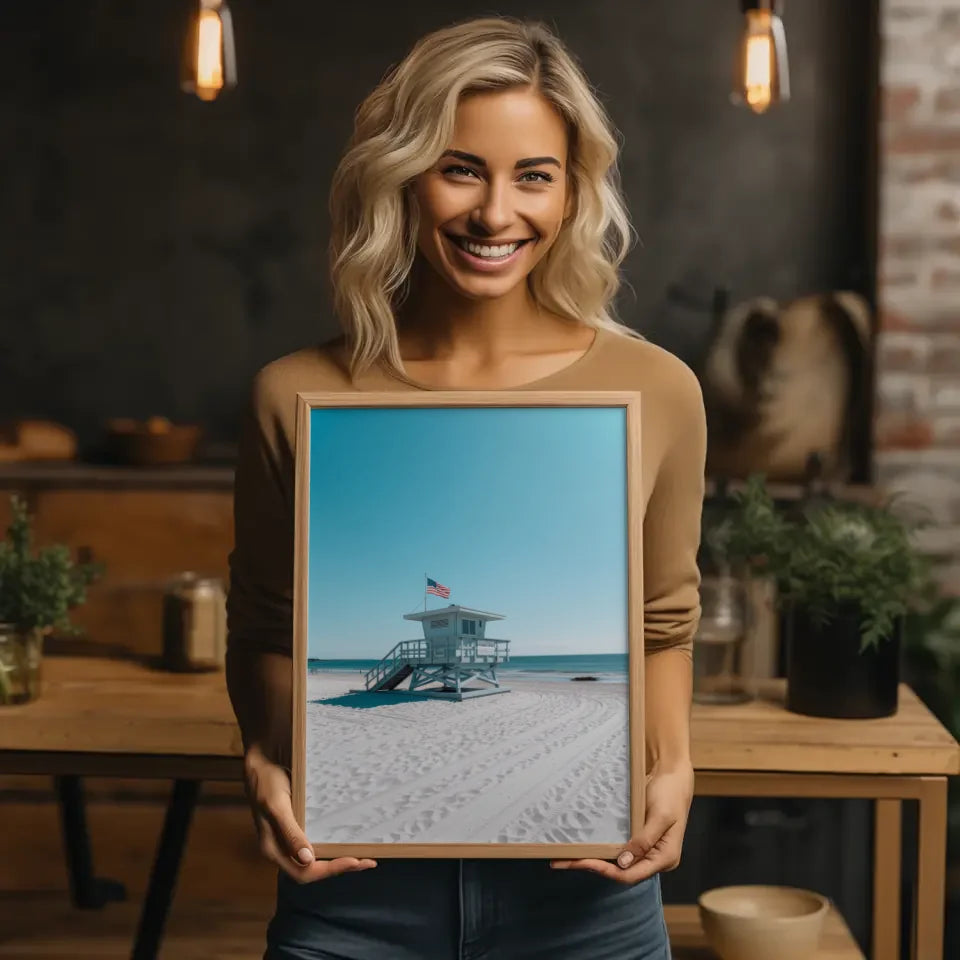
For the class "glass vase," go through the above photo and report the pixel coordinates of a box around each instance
[0,624,43,705]
[693,574,752,704]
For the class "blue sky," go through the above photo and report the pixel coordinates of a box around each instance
[307,405,628,659]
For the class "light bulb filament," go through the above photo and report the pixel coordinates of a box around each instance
[745,31,773,111]
[196,8,224,98]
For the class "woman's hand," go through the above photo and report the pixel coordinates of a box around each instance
[244,744,377,884]
[549,760,694,884]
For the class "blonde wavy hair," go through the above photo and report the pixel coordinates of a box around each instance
[329,16,641,378]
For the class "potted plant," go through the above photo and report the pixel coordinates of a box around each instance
[708,474,932,718]
[0,494,102,705]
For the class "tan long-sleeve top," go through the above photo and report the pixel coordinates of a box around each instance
[226,326,707,659]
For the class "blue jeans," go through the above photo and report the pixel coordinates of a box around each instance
[265,858,671,960]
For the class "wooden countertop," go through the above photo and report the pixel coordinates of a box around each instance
[0,462,235,490]
[2,656,243,755]
[0,657,957,780]
[0,462,875,499]
[692,679,960,775]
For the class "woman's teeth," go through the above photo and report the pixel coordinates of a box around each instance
[452,237,527,259]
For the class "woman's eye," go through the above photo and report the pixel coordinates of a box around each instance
[442,165,478,178]
[519,170,555,184]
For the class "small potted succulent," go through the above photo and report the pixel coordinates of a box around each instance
[706,474,932,718]
[0,494,102,705]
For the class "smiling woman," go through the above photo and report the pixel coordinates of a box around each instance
[227,14,704,960]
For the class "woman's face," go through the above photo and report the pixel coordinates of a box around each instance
[411,86,572,301]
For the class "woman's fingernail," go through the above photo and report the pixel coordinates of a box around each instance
[296,847,315,864]
[617,851,635,868]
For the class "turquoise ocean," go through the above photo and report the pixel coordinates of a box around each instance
[307,653,628,683]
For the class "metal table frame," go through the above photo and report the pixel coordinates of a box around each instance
[4,752,241,960]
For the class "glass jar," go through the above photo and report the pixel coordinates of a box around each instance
[0,624,43,705]
[693,574,751,704]
[161,573,227,672]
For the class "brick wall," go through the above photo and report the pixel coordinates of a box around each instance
[877,0,960,593]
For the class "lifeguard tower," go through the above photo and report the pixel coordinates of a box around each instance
[362,605,511,701]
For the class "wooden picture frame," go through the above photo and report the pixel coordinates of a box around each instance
[292,391,644,859]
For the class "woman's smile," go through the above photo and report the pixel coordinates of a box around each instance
[443,232,536,272]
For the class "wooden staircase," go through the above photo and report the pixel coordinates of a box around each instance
[372,662,413,691]
[363,640,427,692]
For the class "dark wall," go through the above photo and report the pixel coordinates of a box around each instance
[1,0,875,453]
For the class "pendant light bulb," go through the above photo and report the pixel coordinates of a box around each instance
[732,0,790,114]
[182,0,237,102]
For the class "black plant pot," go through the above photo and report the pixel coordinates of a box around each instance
[785,602,902,719]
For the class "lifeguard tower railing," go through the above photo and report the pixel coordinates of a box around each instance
[364,637,510,691]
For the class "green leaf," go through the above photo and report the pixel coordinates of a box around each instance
[0,494,103,634]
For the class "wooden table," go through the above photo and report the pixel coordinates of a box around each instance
[0,656,243,960]
[0,658,957,959]
[692,681,960,960]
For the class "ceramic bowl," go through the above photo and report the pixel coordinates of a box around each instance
[698,884,829,960]
[106,418,203,465]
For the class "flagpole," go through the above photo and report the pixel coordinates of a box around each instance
[424,572,427,611]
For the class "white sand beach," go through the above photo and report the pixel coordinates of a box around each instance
[304,671,630,845]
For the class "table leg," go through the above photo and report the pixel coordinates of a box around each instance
[873,798,902,960]
[912,777,948,960]
[130,778,201,960]
[54,774,127,908]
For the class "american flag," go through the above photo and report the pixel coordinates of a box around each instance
[426,577,450,599]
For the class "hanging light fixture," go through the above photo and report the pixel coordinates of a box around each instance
[181,0,237,102]
[732,0,790,114]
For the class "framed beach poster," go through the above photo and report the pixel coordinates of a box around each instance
[292,391,644,859]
